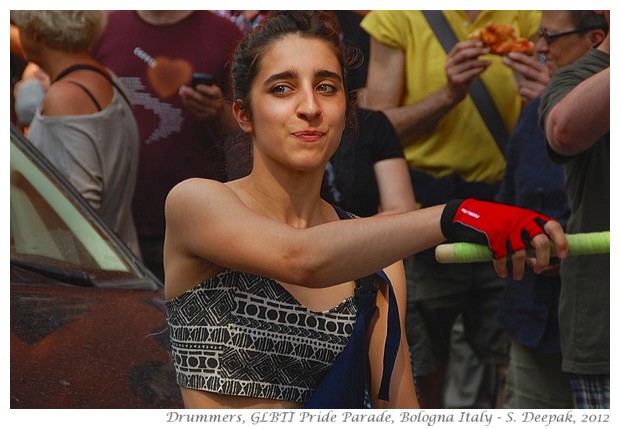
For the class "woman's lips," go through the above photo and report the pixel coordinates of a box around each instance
[292,131,325,141]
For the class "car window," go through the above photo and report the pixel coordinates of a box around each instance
[10,134,156,287]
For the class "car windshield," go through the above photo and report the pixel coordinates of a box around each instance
[10,132,157,289]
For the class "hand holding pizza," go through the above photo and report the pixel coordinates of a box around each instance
[502,51,550,102]
[444,40,492,103]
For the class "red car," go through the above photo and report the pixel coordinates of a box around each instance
[10,126,183,408]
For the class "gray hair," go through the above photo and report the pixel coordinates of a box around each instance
[11,10,107,51]
[568,11,608,34]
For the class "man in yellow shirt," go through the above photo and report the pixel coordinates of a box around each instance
[361,10,542,408]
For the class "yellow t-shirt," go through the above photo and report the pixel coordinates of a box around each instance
[361,10,541,183]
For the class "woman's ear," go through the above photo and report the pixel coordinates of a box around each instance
[232,100,253,133]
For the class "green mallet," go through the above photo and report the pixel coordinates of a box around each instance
[435,231,610,264]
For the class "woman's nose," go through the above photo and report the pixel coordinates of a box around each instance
[297,88,321,120]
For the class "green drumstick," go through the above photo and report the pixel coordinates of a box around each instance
[435,231,610,264]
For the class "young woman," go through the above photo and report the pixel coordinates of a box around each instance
[163,11,567,409]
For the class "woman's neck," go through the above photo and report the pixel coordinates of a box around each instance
[233,166,329,228]
[39,50,97,82]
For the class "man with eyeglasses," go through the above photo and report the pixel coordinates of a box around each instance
[539,10,610,409]
[496,10,607,409]
[502,11,608,104]
[539,27,599,44]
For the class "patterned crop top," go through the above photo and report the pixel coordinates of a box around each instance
[165,269,358,403]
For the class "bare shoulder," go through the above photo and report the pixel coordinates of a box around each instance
[166,178,236,217]
[42,81,97,116]
[165,178,251,233]
[163,178,240,296]
[166,177,222,199]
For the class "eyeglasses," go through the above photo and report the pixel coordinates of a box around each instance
[538,28,593,44]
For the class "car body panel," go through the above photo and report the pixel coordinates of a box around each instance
[10,126,183,408]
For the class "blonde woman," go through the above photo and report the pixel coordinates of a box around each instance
[11,10,140,256]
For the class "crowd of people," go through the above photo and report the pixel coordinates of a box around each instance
[10,10,609,410]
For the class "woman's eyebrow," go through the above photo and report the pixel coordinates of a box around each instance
[262,69,343,87]
[263,70,297,87]
[315,69,343,83]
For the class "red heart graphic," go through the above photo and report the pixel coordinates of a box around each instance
[147,56,192,98]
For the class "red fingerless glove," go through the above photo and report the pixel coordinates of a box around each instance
[441,198,553,260]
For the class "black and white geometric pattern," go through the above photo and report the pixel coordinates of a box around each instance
[166,269,357,403]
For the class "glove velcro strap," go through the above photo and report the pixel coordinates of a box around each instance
[440,199,466,241]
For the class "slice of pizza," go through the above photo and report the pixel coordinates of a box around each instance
[469,23,534,55]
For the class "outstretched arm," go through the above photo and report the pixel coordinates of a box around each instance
[164,178,447,295]
[165,180,567,300]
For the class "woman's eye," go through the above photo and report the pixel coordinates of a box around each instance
[317,83,337,94]
[271,84,291,94]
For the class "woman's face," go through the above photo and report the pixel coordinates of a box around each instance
[238,35,347,173]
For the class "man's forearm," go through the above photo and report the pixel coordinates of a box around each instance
[546,67,610,156]
[381,85,460,145]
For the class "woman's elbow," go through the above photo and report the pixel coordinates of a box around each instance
[281,244,331,287]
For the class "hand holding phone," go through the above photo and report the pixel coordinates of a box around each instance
[191,73,215,88]
[180,72,222,120]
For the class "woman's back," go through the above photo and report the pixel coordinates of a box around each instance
[28,69,140,254]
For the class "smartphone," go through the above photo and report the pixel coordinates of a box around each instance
[191,73,215,88]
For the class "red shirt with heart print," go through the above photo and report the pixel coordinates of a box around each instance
[92,11,243,238]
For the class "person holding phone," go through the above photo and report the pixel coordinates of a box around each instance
[92,11,243,280]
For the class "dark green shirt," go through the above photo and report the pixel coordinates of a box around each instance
[539,48,610,374]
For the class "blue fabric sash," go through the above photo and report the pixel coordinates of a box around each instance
[303,206,401,408]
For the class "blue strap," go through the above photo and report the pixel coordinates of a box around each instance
[310,205,402,404]
[375,270,401,401]
[304,276,377,408]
